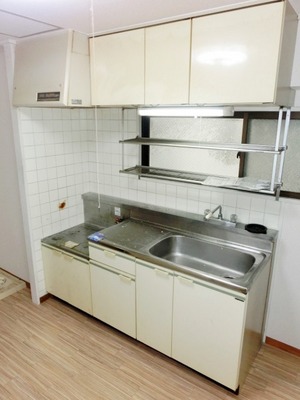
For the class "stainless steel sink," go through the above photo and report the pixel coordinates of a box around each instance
[148,235,257,279]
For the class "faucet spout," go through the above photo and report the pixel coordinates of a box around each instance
[204,205,223,221]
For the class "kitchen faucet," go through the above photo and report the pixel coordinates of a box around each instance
[204,205,223,221]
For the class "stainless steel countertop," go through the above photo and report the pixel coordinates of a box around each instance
[90,215,275,295]
[42,223,104,259]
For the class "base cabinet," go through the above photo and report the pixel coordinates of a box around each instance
[172,274,246,391]
[42,244,92,314]
[89,244,136,338]
[43,238,271,392]
[136,260,173,356]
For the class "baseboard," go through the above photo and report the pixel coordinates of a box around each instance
[266,336,300,357]
[40,293,51,303]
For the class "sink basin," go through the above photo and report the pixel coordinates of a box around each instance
[149,235,256,279]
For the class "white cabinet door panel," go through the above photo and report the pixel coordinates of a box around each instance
[90,29,144,105]
[42,245,92,314]
[172,275,246,391]
[136,261,173,356]
[90,262,136,338]
[190,2,284,104]
[145,20,190,104]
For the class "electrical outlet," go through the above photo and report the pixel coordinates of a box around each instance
[114,207,121,217]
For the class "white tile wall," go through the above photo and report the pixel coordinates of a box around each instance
[19,107,94,295]
[19,107,283,297]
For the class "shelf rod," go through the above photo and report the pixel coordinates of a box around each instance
[120,166,272,194]
[120,138,284,154]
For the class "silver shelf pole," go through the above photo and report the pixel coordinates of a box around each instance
[121,108,125,171]
[277,108,291,187]
[270,108,283,192]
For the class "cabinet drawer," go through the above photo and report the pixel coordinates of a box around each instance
[89,244,135,275]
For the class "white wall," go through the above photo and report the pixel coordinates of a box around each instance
[17,107,300,349]
[0,46,29,282]
[266,199,300,349]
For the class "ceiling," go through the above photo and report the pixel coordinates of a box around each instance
[0,0,299,43]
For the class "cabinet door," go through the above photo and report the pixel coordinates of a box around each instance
[136,261,173,356]
[190,2,284,104]
[90,262,136,338]
[172,275,246,391]
[145,20,190,104]
[90,29,144,105]
[42,245,92,314]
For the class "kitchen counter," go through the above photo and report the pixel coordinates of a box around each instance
[90,213,276,294]
[41,203,276,294]
[42,223,103,259]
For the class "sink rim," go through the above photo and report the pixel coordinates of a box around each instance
[146,233,266,285]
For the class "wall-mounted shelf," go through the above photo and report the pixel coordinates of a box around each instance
[120,138,286,154]
[120,165,274,194]
[120,108,291,199]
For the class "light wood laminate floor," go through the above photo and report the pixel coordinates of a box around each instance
[0,289,299,399]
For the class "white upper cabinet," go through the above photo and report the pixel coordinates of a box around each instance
[291,20,300,106]
[13,30,91,107]
[190,1,298,106]
[145,20,191,105]
[90,29,145,106]
[89,1,297,107]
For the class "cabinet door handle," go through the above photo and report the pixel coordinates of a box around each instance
[119,274,132,284]
[103,250,116,259]
[177,276,194,286]
[63,254,74,261]
[155,268,169,278]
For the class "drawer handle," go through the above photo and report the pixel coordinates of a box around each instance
[177,276,194,286]
[155,268,169,278]
[104,250,116,259]
[119,275,132,284]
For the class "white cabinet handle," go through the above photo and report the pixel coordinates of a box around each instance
[177,275,194,286]
[119,274,132,284]
[63,254,74,261]
[155,268,169,278]
[104,250,116,259]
